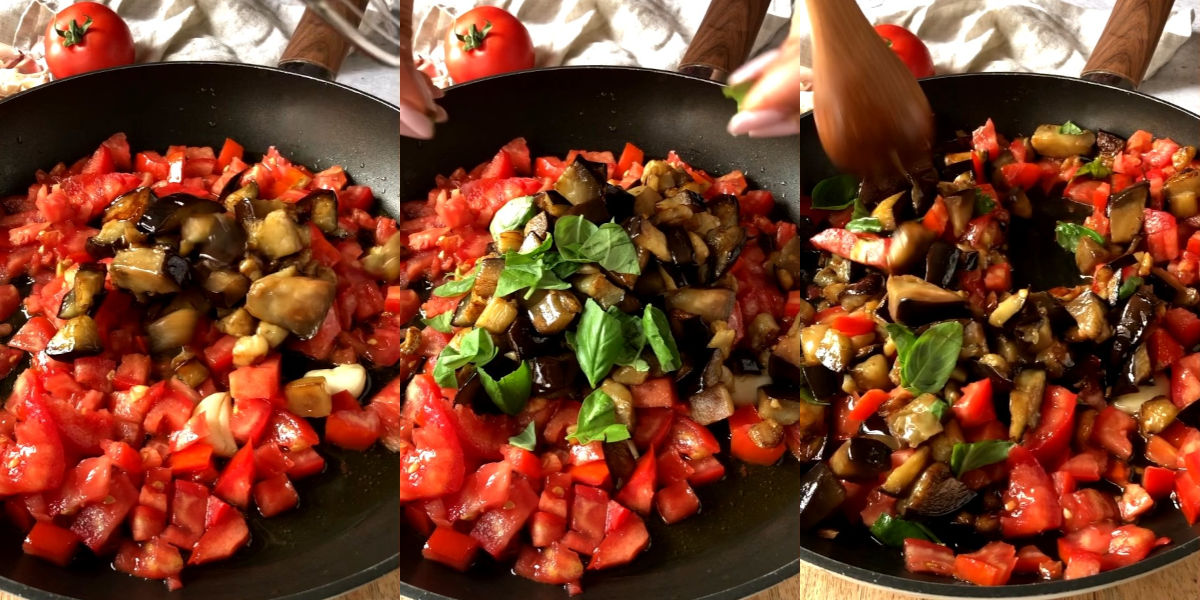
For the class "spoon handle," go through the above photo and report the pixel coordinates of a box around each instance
[679,0,770,81]
[1081,0,1175,89]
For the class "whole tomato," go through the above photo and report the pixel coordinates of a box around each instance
[874,24,934,79]
[43,2,135,79]
[443,6,534,84]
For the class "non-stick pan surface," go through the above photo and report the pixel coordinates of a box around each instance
[0,62,400,600]
[399,66,802,600]
[800,72,1200,598]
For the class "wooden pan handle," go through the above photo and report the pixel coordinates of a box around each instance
[679,0,771,81]
[1081,0,1174,89]
[279,0,371,80]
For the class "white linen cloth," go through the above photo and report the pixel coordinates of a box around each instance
[0,0,399,101]
[412,0,1198,113]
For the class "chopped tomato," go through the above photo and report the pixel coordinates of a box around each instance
[953,541,1016,586]
[729,406,785,465]
[1023,385,1077,466]
[423,525,480,571]
[952,378,995,428]
[1001,446,1062,537]
[904,539,956,576]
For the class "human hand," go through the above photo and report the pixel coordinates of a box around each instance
[400,56,447,139]
[726,21,811,138]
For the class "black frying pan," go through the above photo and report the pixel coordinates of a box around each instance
[398,2,804,599]
[798,0,1200,595]
[0,61,400,600]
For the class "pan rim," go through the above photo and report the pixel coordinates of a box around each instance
[0,61,400,111]
[0,59,400,600]
[798,68,1200,597]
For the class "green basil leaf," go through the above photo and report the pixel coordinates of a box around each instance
[797,386,828,405]
[555,215,599,261]
[568,388,631,445]
[1055,222,1105,253]
[844,217,883,233]
[974,189,996,215]
[495,265,541,298]
[1073,159,1112,181]
[432,328,496,388]
[901,321,963,394]
[811,174,859,210]
[930,399,949,421]
[573,299,625,387]
[422,311,453,334]
[722,80,752,111]
[609,307,647,368]
[949,440,1015,477]
[869,513,942,548]
[508,422,537,451]
[850,197,871,221]
[1118,275,1144,301]
[643,304,681,372]
[1058,120,1085,135]
[478,360,532,415]
[489,195,538,238]
[886,323,917,357]
[432,275,476,298]
[579,223,641,274]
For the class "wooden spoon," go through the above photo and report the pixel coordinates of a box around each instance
[805,0,934,180]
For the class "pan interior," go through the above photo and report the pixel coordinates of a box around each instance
[398,66,802,600]
[799,72,1200,597]
[0,62,400,600]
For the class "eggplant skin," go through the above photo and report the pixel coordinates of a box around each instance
[45,316,103,360]
[244,270,337,339]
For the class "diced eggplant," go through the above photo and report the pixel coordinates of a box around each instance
[523,212,550,239]
[887,222,936,275]
[554,158,606,205]
[988,289,1028,328]
[180,212,246,265]
[768,354,804,387]
[1149,266,1200,307]
[247,209,305,259]
[906,463,975,517]
[849,355,890,392]
[630,217,671,262]
[475,296,518,334]
[504,311,561,358]
[137,193,223,235]
[602,184,636,222]
[1074,235,1108,274]
[104,187,154,223]
[941,190,975,239]
[1108,288,1156,378]
[572,272,626,309]
[147,308,200,354]
[202,269,251,308]
[881,446,929,495]
[1096,130,1126,159]
[886,275,968,326]
[294,190,339,233]
[58,264,107,319]
[223,182,259,212]
[829,437,892,479]
[1139,397,1180,436]
[111,247,188,295]
[665,287,735,323]
[1009,369,1045,440]
[87,219,145,258]
[361,234,408,283]
[870,191,905,231]
[757,386,808,425]
[815,328,853,373]
[284,376,333,418]
[174,360,210,389]
[44,316,103,359]
[1166,170,1200,219]
[887,394,944,447]
[1107,181,1148,243]
[472,258,505,298]
[702,196,745,282]
[244,268,336,339]
[1031,123,1096,158]
[689,385,735,425]
[452,293,488,328]
[799,463,845,530]
[528,355,579,395]
[532,190,571,218]
[525,289,582,335]
[215,307,256,338]
[566,199,611,225]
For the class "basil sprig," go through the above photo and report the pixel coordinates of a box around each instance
[1073,159,1111,180]
[722,81,752,111]
[573,299,633,386]
[432,275,476,298]
[478,360,532,415]
[811,174,858,210]
[489,195,537,238]
[422,311,453,334]
[887,321,963,395]
[643,305,681,372]
[1118,275,1143,301]
[508,422,537,451]
[950,441,1015,477]
[432,328,497,388]
[1055,222,1105,253]
[567,389,631,445]
[870,513,942,548]
[1058,120,1085,135]
[555,216,640,275]
[844,217,883,233]
[494,235,573,298]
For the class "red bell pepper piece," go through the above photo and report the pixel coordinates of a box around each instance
[423,525,481,571]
